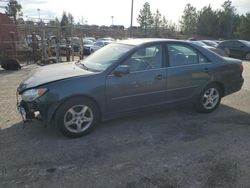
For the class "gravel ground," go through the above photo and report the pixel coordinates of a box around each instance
[0,62,250,188]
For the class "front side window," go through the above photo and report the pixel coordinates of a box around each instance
[123,45,163,72]
[168,44,208,66]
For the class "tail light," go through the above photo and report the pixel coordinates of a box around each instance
[240,63,244,73]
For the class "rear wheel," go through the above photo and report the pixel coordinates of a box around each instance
[225,48,230,57]
[196,84,222,113]
[245,53,250,61]
[55,97,99,138]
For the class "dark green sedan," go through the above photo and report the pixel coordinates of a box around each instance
[17,39,244,137]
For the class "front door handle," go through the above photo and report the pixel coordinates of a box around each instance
[155,74,163,80]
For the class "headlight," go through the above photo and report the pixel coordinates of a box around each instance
[21,88,48,102]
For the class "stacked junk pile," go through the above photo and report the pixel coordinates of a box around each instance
[0,13,21,70]
[0,13,84,71]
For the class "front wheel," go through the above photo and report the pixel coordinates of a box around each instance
[195,84,222,113]
[55,97,100,138]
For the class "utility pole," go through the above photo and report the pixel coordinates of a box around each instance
[37,8,40,21]
[41,23,47,61]
[130,0,134,37]
[111,16,114,26]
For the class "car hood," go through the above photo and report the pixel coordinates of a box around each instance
[18,62,94,92]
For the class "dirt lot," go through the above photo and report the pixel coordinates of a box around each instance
[0,62,250,188]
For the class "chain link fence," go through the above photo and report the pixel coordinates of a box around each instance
[0,21,180,65]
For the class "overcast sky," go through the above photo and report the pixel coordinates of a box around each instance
[1,0,250,26]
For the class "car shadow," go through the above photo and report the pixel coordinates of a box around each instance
[1,104,250,188]
[1,104,250,142]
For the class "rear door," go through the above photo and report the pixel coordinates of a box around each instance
[230,41,245,58]
[165,43,212,102]
[106,44,167,113]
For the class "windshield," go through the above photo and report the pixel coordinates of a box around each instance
[83,40,93,45]
[241,40,250,47]
[80,43,134,71]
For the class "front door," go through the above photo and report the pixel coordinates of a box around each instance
[106,44,167,113]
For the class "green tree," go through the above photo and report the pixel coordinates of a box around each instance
[5,0,22,24]
[153,9,162,28]
[55,17,60,26]
[68,13,74,25]
[180,3,197,34]
[217,0,237,39]
[137,2,153,33]
[161,16,168,28]
[61,12,70,37]
[235,14,250,40]
[197,5,219,37]
[152,9,162,36]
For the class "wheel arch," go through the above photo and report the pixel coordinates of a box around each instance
[207,81,225,97]
[49,94,102,125]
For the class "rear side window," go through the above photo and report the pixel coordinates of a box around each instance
[167,44,208,67]
[219,41,230,47]
[231,41,242,47]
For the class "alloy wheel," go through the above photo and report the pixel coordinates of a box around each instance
[63,105,93,133]
[202,88,220,110]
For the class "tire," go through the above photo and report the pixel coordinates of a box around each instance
[55,97,100,138]
[245,53,250,61]
[195,83,222,113]
[225,48,230,57]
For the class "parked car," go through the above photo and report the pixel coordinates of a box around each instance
[217,40,250,60]
[83,37,96,43]
[97,37,114,42]
[89,40,112,53]
[201,40,218,47]
[49,44,71,56]
[17,39,244,137]
[70,37,81,53]
[189,41,227,57]
[82,39,94,55]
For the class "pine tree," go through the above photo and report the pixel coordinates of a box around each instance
[180,3,197,34]
[137,2,153,33]
[61,12,70,37]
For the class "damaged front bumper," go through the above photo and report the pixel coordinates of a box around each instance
[16,92,42,122]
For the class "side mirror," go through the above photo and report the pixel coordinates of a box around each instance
[113,65,130,77]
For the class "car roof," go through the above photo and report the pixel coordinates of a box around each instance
[117,38,180,46]
[115,38,224,63]
[220,39,250,46]
[221,39,245,43]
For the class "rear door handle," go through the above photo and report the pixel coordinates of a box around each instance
[203,68,210,73]
[155,74,163,80]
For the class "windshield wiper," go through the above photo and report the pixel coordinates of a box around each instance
[75,60,89,70]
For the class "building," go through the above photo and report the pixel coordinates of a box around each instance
[0,13,18,55]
